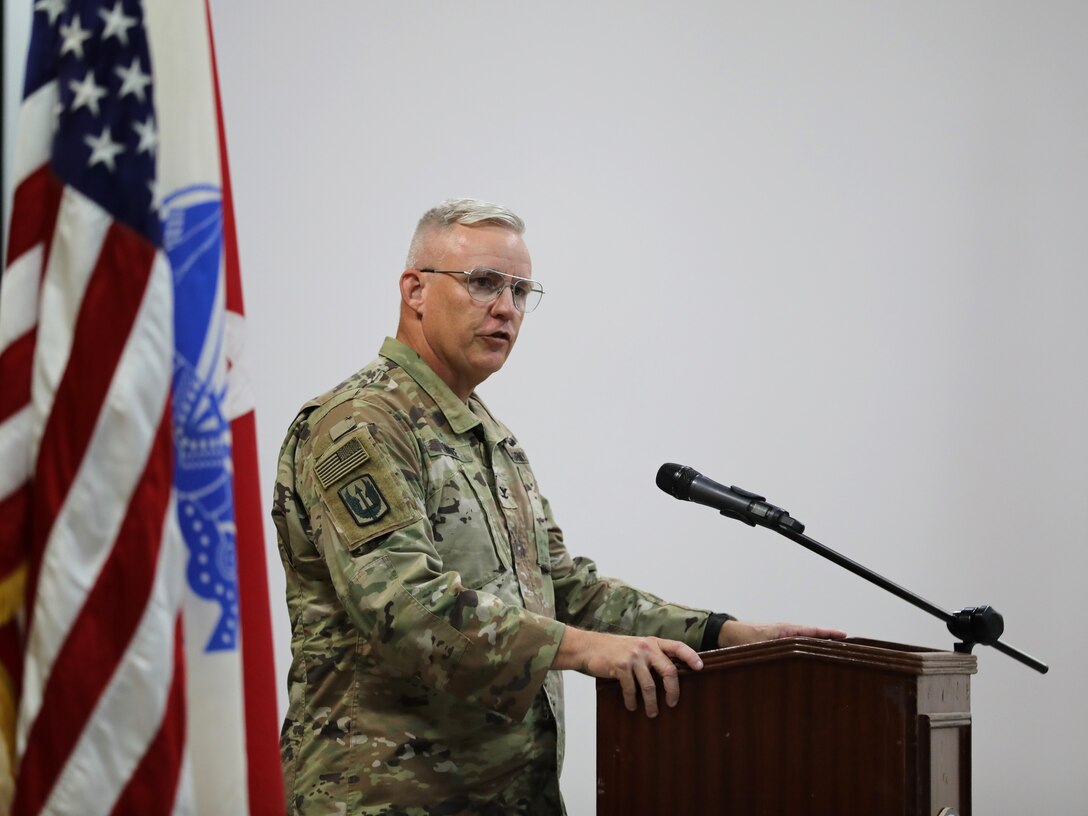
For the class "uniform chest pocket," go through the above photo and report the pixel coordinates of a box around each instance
[424,447,512,591]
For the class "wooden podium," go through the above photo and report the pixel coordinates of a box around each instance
[596,637,977,815]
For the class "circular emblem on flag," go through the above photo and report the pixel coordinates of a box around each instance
[162,183,239,652]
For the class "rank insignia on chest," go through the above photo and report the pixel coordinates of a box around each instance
[338,474,390,526]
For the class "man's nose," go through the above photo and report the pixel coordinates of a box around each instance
[490,285,518,316]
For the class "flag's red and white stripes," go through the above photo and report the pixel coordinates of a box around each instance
[0,83,61,562]
[1,75,188,812]
[1,0,283,812]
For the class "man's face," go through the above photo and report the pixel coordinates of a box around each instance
[411,224,532,399]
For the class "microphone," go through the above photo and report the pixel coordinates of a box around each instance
[656,463,805,533]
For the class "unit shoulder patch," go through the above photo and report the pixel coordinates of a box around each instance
[338,474,389,527]
[314,427,423,553]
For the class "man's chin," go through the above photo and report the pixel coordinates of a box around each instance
[470,346,513,379]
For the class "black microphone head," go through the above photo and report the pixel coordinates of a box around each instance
[656,463,700,500]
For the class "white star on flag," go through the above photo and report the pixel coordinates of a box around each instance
[84,125,125,171]
[147,177,162,212]
[69,69,108,116]
[133,115,158,154]
[33,0,66,26]
[116,57,152,102]
[99,0,138,46]
[59,15,93,59]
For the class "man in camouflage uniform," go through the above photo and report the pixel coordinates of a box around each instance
[272,199,843,815]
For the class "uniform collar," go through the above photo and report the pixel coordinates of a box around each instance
[379,337,481,435]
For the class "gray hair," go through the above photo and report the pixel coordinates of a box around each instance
[406,198,525,267]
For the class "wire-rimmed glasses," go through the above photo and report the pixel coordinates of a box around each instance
[420,267,545,313]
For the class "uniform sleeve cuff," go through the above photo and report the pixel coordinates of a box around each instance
[699,612,736,652]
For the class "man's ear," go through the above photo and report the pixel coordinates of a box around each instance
[400,268,425,314]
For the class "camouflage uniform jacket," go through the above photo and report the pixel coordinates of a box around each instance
[272,338,715,815]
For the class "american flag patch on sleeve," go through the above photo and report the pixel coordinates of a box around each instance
[315,436,370,488]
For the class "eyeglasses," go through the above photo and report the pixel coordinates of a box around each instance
[420,267,545,314]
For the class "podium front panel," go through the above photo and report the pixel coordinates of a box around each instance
[596,637,976,816]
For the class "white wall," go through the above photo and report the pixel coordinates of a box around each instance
[209,3,1086,811]
[8,1,1085,811]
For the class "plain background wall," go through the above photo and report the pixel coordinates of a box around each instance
[6,1,1086,812]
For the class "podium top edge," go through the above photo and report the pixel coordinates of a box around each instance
[691,636,978,676]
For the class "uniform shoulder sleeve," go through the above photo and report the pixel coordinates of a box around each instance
[307,399,424,556]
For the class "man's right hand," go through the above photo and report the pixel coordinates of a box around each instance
[552,627,704,718]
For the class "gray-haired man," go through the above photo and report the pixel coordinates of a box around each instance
[272,198,844,815]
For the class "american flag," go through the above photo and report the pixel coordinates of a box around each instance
[0,0,282,813]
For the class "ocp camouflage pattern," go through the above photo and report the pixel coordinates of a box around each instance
[272,338,714,814]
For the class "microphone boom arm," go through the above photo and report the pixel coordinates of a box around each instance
[771,522,1048,673]
[655,462,1047,673]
